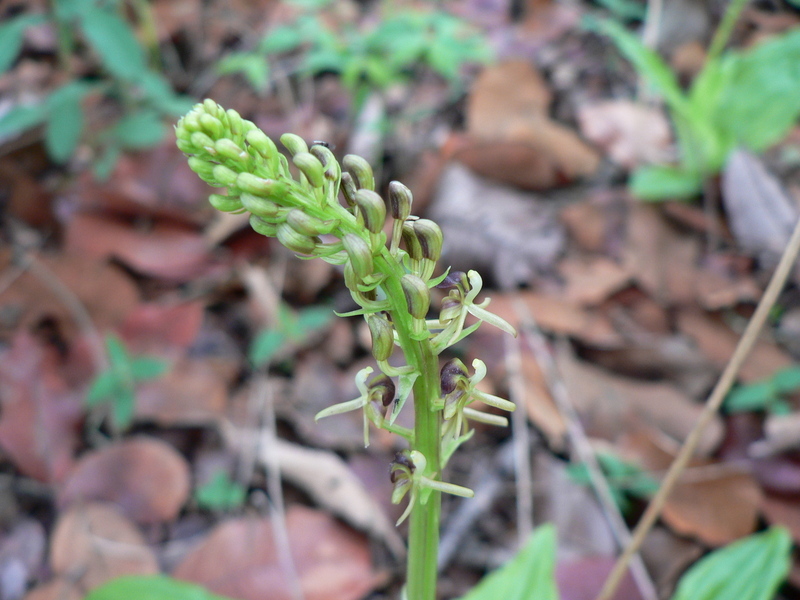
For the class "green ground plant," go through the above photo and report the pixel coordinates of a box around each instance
[217,0,492,111]
[0,0,191,177]
[567,451,659,515]
[724,364,800,415]
[85,334,169,430]
[590,0,800,201]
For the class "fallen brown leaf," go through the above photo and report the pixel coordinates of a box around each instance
[59,437,191,524]
[50,502,158,591]
[559,256,632,306]
[172,505,382,600]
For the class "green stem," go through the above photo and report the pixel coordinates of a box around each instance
[707,0,750,61]
[376,252,442,600]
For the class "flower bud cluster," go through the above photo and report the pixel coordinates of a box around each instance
[177,100,518,519]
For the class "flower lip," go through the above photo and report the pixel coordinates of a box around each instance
[435,271,468,290]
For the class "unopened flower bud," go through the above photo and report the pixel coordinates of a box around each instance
[293,152,325,188]
[340,172,358,207]
[203,98,221,116]
[190,131,215,152]
[390,451,416,484]
[277,222,319,254]
[368,373,396,407]
[401,222,423,261]
[343,154,374,191]
[240,193,282,218]
[342,233,374,281]
[440,358,469,395]
[250,214,278,237]
[388,181,412,221]
[354,189,387,234]
[178,111,201,136]
[212,164,238,186]
[401,274,430,319]
[367,313,395,361]
[286,208,336,236]
[236,173,285,198]
[280,133,308,156]
[412,219,443,262]
[199,113,223,139]
[187,156,216,181]
[214,138,246,162]
[209,193,243,213]
[245,128,278,158]
[225,108,248,137]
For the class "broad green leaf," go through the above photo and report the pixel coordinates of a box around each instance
[136,72,194,115]
[195,470,247,511]
[105,334,131,369]
[93,144,121,180]
[129,356,169,381]
[0,103,48,140]
[86,371,120,406]
[0,14,47,73]
[113,109,165,149]
[671,527,791,600]
[459,524,558,600]
[772,366,800,394]
[629,165,703,201]
[249,329,286,367]
[80,9,147,81]
[715,28,800,152]
[593,0,646,21]
[724,381,776,413]
[83,575,236,600]
[259,25,305,55]
[216,53,270,92]
[44,89,85,163]
[294,305,334,338]
[588,18,690,119]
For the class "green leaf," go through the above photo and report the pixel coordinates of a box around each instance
[459,524,558,600]
[249,329,287,367]
[80,9,148,81]
[93,144,121,180]
[588,18,690,119]
[0,103,49,140]
[44,88,85,163]
[86,371,120,406]
[129,356,169,381]
[294,305,334,339]
[725,381,777,413]
[671,527,791,600]
[111,386,136,429]
[83,575,236,600]
[259,25,305,55]
[113,109,165,149]
[593,0,646,21]
[629,165,704,201]
[0,14,47,73]
[216,53,270,92]
[771,366,800,394]
[105,334,131,369]
[195,470,247,511]
[136,72,194,115]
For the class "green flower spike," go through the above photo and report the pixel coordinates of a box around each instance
[390,450,474,526]
[430,270,517,353]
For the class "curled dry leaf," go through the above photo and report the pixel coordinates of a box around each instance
[458,60,599,189]
[59,437,191,524]
[172,505,382,600]
[23,578,83,600]
[558,256,632,306]
[49,502,158,591]
[119,301,205,352]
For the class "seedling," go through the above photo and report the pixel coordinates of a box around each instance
[248,301,333,368]
[195,470,248,512]
[724,365,800,415]
[567,451,659,515]
[85,334,169,429]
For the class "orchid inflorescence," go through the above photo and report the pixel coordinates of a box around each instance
[175,99,517,526]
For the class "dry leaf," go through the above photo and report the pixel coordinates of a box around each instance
[59,437,191,524]
[639,526,703,600]
[559,256,632,306]
[50,503,158,591]
[577,100,672,169]
[519,353,566,449]
[557,556,643,600]
[428,162,565,289]
[676,309,793,382]
[119,301,205,352]
[172,506,381,600]
[23,578,83,600]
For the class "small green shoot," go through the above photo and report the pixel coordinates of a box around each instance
[248,302,333,368]
[588,16,800,200]
[194,470,248,511]
[457,524,558,600]
[83,575,236,600]
[724,365,800,415]
[567,451,659,514]
[85,334,169,429]
[671,527,791,600]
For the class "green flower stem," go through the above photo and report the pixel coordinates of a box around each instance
[376,252,442,600]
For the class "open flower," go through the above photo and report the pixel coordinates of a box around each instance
[430,271,517,353]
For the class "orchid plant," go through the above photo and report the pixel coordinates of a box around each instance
[175,99,516,600]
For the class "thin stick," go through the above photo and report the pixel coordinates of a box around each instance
[596,215,800,600]
[513,299,658,600]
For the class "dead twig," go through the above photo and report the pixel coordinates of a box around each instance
[596,214,800,600]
